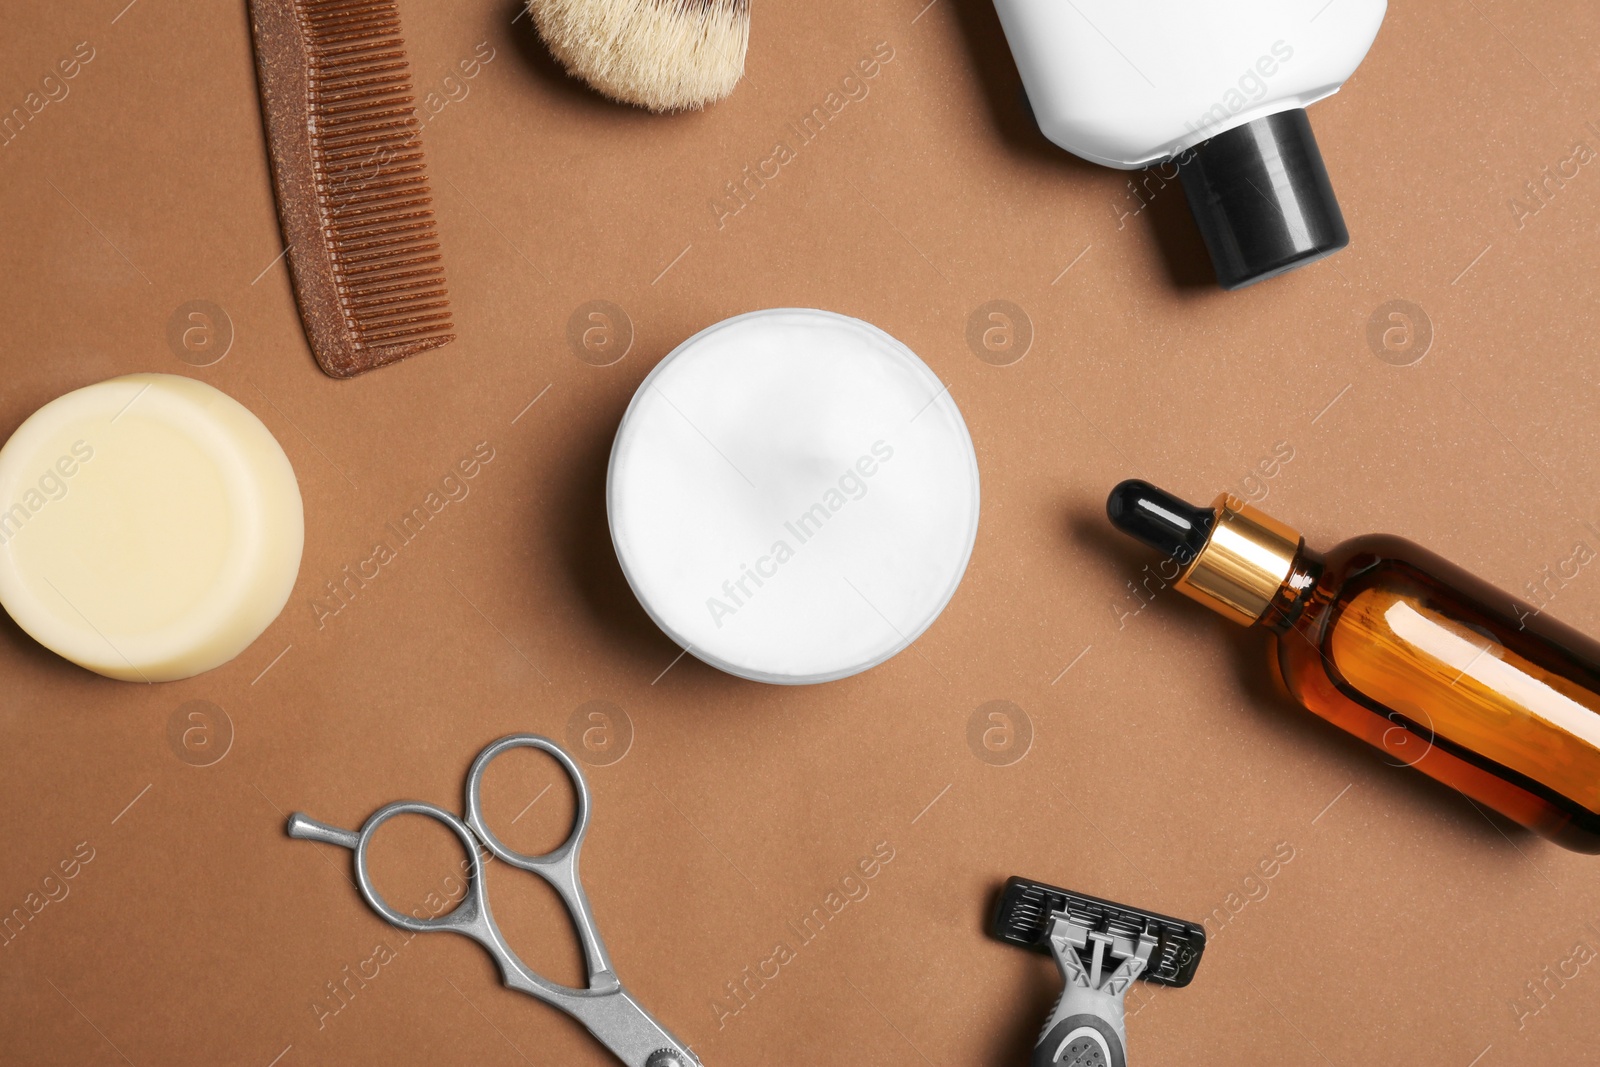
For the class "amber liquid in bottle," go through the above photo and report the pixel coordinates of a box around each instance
[1107,481,1600,853]
[1266,536,1600,852]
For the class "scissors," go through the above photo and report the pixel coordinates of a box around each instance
[286,734,701,1067]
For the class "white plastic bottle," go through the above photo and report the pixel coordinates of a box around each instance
[992,0,1386,289]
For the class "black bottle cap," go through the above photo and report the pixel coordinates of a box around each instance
[1106,480,1213,565]
[1176,109,1349,290]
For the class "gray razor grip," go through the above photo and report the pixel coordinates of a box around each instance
[1031,913,1152,1067]
[1033,1003,1126,1067]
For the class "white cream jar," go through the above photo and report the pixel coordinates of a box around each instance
[607,309,980,685]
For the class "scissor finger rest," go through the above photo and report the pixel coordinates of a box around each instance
[287,804,492,936]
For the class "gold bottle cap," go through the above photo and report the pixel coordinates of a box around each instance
[1174,495,1303,626]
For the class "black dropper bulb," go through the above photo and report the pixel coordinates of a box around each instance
[1106,481,1215,565]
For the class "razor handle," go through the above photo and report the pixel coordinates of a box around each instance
[1030,913,1149,1067]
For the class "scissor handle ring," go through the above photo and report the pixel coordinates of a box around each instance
[464,734,592,871]
[353,801,489,935]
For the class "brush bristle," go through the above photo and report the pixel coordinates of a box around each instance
[528,0,750,112]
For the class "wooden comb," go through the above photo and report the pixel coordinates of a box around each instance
[248,0,454,378]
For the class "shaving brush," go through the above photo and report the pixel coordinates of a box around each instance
[527,0,750,112]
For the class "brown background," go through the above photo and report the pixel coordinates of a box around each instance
[4,0,1600,1064]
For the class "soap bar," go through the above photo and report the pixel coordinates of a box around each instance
[607,309,980,684]
[0,374,304,682]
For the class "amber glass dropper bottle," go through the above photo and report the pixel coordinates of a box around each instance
[1107,480,1600,853]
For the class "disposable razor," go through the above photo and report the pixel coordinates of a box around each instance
[991,876,1205,1067]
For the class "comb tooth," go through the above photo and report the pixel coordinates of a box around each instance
[342,255,444,281]
[319,125,419,152]
[345,265,447,289]
[319,145,422,169]
[366,324,455,342]
[341,276,445,301]
[348,290,448,312]
[306,11,398,25]
[328,171,428,193]
[328,204,432,228]
[327,180,428,204]
[318,108,416,132]
[318,145,424,168]
[309,12,398,28]
[359,308,454,333]
[326,179,432,208]
[319,156,426,179]
[318,87,413,110]
[319,125,416,149]
[303,28,406,57]
[356,298,452,323]
[362,326,454,348]
[324,187,432,214]
[346,269,447,295]
[349,299,451,322]
[330,202,435,229]
[302,5,395,23]
[334,223,437,246]
[321,167,427,189]
[345,266,444,287]
[321,83,412,112]
[307,13,400,32]
[315,25,402,48]
[343,252,441,271]
[319,98,410,115]
[311,62,411,85]
[333,217,440,244]
[331,207,436,232]
[348,295,451,318]
[316,150,419,177]
[300,14,399,40]
[315,61,410,86]
[333,215,439,242]
[337,218,435,241]
[361,323,455,343]
[306,6,401,24]
[349,292,449,318]
[341,240,441,268]
[349,290,450,314]
[319,69,410,94]
[348,293,449,316]
[335,222,437,242]
[320,101,412,127]
[318,116,418,141]
[317,53,410,77]
[320,120,415,138]
[315,43,408,67]
[341,249,436,272]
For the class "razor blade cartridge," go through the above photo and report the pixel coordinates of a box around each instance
[991,876,1205,987]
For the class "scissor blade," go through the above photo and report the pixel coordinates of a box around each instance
[546,985,701,1067]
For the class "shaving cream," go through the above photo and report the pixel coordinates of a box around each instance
[607,309,980,684]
